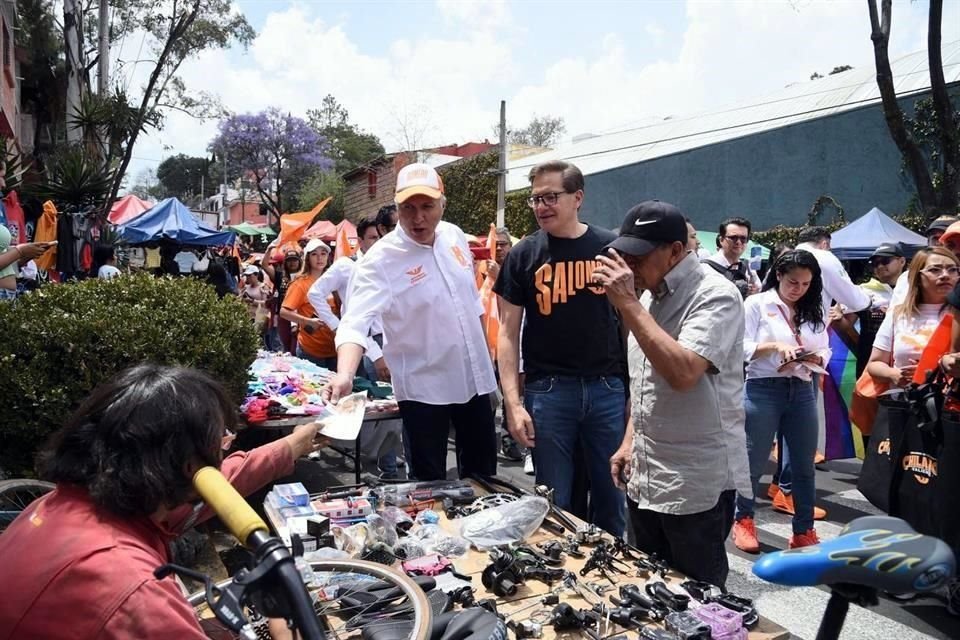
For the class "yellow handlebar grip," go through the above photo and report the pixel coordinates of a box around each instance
[193,466,268,546]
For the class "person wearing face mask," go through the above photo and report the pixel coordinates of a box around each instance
[732,250,830,553]
[323,164,497,481]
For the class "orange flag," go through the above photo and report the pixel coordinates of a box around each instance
[913,314,954,383]
[277,197,331,247]
[478,223,500,359]
[334,223,355,260]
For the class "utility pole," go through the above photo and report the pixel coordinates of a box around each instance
[221,149,229,227]
[496,100,506,228]
[97,1,110,96]
[63,0,84,143]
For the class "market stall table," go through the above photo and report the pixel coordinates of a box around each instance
[260,479,790,640]
[251,408,401,484]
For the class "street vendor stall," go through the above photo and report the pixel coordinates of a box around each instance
[192,477,791,640]
[243,352,401,483]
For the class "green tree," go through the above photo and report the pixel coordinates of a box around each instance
[102,0,257,211]
[296,170,346,223]
[868,0,959,217]
[438,150,535,237]
[127,168,164,200]
[156,154,214,200]
[307,95,385,174]
[496,115,567,148]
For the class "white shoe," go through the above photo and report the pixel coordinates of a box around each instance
[523,452,534,475]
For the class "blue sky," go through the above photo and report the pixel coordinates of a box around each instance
[124,0,959,184]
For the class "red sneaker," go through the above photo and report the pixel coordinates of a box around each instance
[789,528,821,549]
[733,517,761,553]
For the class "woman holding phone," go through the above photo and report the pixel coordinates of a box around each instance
[732,250,829,553]
[0,236,55,301]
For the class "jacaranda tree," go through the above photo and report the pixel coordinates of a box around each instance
[209,108,331,224]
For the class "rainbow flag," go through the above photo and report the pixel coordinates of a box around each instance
[822,326,865,460]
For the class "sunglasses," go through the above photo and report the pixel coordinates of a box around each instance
[723,235,749,244]
[870,256,895,266]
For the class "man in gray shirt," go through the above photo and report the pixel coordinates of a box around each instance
[595,200,744,588]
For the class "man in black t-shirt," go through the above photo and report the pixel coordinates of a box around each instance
[494,160,627,536]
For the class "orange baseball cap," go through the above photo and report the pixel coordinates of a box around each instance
[939,221,960,246]
[395,163,444,203]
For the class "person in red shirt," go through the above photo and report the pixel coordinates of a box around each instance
[0,364,325,640]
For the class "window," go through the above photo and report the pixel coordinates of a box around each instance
[367,171,377,197]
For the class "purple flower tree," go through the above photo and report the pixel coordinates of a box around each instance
[209,108,331,224]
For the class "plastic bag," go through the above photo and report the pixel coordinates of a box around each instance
[303,547,350,562]
[456,496,550,549]
[415,509,440,525]
[332,523,370,555]
[394,539,427,561]
[380,506,415,532]
[366,513,399,547]
[410,523,470,557]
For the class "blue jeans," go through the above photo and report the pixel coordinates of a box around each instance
[525,375,627,536]
[736,377,818,534]
[775,374,819,494]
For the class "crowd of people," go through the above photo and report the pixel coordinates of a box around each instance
[3,156,960,637]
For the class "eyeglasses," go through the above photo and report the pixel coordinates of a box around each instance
[921,265,960,277]
[526,191,568,208]
[870,257,895,266]
[723,235,749,244]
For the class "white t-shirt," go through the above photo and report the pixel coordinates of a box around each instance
[98,265,121,280]
[873,303,944,368]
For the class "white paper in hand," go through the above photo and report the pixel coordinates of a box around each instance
[319,392,367,440]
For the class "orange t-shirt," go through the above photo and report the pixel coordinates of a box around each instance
[282,274,337,358]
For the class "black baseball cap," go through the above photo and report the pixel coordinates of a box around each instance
[926,215,958,235]
[606,200,688,257]
[870,243,903,259]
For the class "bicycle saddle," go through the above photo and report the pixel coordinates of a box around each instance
[753,515,955,594]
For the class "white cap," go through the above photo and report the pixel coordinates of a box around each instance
[242,265,260,276]
[303,238,331,255]
[395,163,444,203]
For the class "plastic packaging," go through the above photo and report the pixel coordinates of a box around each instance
[332,522,370,555]
[394,539,427,560]
[380,505,415,531]
[456,496,550,548]
[303,547,350,562]
[693,603,743,637]
[410,523,470,557]
[366,513,399,547]
[415,509,440,525]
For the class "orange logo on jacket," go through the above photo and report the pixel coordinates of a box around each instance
[534,260,604,315]
[451,246,469,268]
[406,265,427,285]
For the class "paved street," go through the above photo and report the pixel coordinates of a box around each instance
[286,428,960,640]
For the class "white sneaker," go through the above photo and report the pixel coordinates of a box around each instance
[523,452,534,475]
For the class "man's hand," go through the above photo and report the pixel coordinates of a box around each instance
[285,422,330,459]
[610,443,633,490]
[941,353,960,377]
[374,357,391,382]
[322,372,354,404]
[485,260,500,281]
[593,249,637,310]
[506,402,535,448]
[267,618,295,640]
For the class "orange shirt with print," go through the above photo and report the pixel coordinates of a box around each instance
[282,275,337,358]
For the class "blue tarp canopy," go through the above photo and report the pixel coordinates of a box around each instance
[830,207,927,260]
[117,197,236,246]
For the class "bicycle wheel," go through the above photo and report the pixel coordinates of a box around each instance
[189,558,432,640]
[0,479,54,534]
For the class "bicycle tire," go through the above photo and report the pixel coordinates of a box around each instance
[189,558,432,640]
[0,479,54,534]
